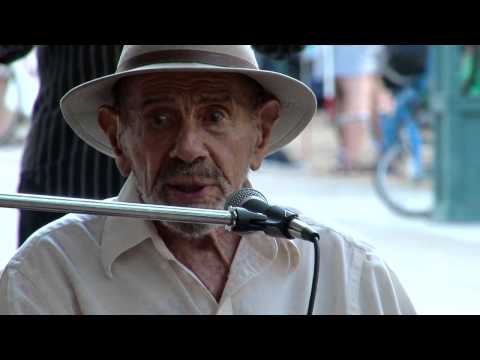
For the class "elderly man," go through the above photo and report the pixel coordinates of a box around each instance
[0,45,415,315]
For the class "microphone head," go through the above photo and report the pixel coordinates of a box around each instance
[224,188,268,210]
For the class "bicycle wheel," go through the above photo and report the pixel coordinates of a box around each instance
[374,140,434,218]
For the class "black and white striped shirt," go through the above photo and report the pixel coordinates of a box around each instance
[1,45,125,200]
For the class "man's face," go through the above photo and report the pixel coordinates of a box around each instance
[99,72,279,235]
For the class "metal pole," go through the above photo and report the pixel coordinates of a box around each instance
[0,193,233,226]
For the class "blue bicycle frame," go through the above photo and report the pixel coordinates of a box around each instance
[379,49,432,180]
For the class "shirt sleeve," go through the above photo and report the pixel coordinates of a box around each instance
[357,252,416,315]
[0,267,54,315]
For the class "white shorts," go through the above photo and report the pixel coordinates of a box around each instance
[334,45,383,77]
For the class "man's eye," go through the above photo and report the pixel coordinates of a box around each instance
[151,113,170,128]
[208,110,226,124]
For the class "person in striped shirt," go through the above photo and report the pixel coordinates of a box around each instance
[0,45,126,246]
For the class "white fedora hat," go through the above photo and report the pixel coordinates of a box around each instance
[60,45,317,157]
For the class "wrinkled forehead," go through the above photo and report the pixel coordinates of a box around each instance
[115,71,258,105]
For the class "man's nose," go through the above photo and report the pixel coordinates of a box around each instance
[169,124,208,163]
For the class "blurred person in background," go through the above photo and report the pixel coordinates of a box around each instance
[0,64,13,137]
[376,45,430,155]
[301,45,395,174]
[254,45,305,165]
[0,45,126,246]
[0,49,40,145]
[332,45,393,174]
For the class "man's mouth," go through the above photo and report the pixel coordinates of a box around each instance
[163,179,219,205]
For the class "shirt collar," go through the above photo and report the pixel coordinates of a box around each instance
[101,174,158,278]
[242,179,300,273]
[282,238,301,272]
[100,174,301,277]
[220,231,301,298]
[240,231,301,273]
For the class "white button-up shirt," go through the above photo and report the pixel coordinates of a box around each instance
[0,175,415,315]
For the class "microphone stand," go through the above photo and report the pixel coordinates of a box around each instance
[0,193,266,229]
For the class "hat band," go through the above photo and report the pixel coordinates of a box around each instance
[117,49,257,72]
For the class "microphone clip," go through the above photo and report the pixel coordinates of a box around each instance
[255,205,299,239]
[227,205,299,239]
[226,206,268,233]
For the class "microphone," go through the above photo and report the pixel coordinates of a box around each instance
[224,188,319,242]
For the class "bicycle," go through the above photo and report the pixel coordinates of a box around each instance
[0,53,37,146]
[373,58,435,218]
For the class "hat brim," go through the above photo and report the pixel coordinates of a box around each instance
[60,63,317,157]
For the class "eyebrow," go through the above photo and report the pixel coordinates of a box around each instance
[195,92,233,105]
[141,95,176,107]
[140,92,234,108]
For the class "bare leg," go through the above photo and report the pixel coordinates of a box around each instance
[333,74,376,172]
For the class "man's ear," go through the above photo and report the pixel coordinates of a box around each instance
[250,99,281,171]
[98,105,132,176]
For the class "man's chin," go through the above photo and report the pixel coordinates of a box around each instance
[149,196,224,238]
[158,220,216,239]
